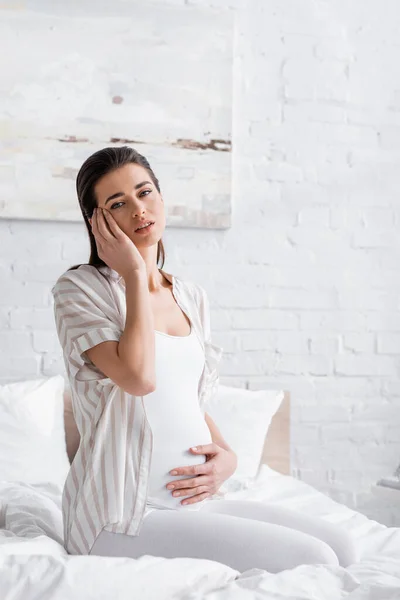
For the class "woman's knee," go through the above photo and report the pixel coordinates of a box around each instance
[299,536,340,568]
[264,528,340,572]
[330,527,358,567]
[297,527,358,569]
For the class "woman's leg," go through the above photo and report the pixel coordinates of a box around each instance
[90,508,339,573]
[199,500,357,567]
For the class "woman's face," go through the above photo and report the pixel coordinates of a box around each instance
[90,162,165,246]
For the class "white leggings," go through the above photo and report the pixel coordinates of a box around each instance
[89,500,358,573]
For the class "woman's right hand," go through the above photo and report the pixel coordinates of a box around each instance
[90,207,146,279]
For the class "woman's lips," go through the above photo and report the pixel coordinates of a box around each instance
[134,222,155,234]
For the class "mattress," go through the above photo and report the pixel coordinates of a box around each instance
[1,465,400,599]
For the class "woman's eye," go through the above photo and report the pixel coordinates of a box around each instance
[110,190,151,209]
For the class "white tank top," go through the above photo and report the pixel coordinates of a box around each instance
[142,324,214,513]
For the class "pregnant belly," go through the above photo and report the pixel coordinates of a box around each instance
[146,426,213,510]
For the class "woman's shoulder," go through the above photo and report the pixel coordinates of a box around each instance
[176,277,209,314]
[51,264,111,295]
[159,268,200,303]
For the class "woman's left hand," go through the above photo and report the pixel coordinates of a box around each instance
[166,443,238,505]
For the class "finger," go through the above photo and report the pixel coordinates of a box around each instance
[169,464,203,477]
[167,475,204,491]
[91,208,104,241]
[90,214,104,255]
[102,209,124,239]
[172,485,208,498]
[90,209,97,234]
[173,485,208,498]
[96,208,114,241]
[191,443,218,454]
[181,491,210,506]
[90,209,102,243]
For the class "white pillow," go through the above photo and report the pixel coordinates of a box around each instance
[0,375,70,489]
[206,385,285,482]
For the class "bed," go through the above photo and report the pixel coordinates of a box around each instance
[1,382,400,599]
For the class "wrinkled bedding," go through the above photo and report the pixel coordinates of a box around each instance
[1,465,400,599]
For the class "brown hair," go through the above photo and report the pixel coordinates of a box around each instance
[68,145,165,272]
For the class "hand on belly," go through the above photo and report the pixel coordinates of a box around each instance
[145,413,213,509]
[147,442,211,510]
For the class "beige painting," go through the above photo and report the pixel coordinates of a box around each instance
[0,1,233,228]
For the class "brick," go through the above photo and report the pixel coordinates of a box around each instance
[295,468,330,487]
[301,311,366,332]
[220,350,278,377]
[247,376,315,398]
[283,59,348,102]
[313,377,381,398]
[383,381,400,397]
[281,34,317,60]
[275,332,309,354]
[216,283,269,309]
[9,308,55,330]
[353,230,400,249]
[330,207,367,230]
[314,38,353,62]
[32,331,61,354]
[0,309,10,329]
[240,331,278,352]
[297,206,330,225]
[351,402,400,422]
[343,333,375,354]
[219,377,248,388]
[293,441,356,469]
[297,405,351,423]
[270,289,337,310]
[254,162,304,183]
[309,334,340,355]
[0,331,32,356]
[281,182,334,205]
[231,310,299,330]
[291,424,321,445]
[322,423,385,444]
[377,334,400,355]
[334,355,396,377]
[12,262,69,283]
[284,102,346,124]
[367,312,400,332]
[186,0,244,7]
[277,354,332,376]
[0,281,50,308]
[0,356,40,381]
[338,290,397,311]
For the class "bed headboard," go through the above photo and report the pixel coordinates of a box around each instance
[260,390,290,475]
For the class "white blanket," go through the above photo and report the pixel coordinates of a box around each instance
[1,466,400,599]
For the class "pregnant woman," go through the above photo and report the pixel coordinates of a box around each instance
[52,146,357,573]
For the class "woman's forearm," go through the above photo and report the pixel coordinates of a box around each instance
[204,412,236,456]
[117,270,156,388]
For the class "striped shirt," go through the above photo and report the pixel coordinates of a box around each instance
[51,264,226,555]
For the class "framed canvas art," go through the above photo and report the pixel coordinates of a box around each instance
[0,1,233,228]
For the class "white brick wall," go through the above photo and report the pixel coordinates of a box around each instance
[1,0,400,525]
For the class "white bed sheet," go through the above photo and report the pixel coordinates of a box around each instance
[1,465,400,599]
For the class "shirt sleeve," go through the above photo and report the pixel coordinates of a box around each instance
[51,270,123,379]
[195,284,223,416]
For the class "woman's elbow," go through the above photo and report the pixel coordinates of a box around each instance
[123,375,156,396]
